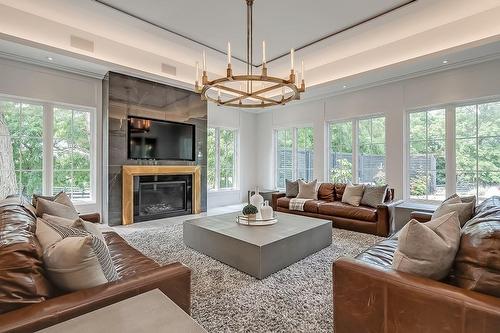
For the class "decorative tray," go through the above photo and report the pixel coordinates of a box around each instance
[236,214,278,226]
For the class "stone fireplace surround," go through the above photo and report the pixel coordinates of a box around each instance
[122,165,202,225]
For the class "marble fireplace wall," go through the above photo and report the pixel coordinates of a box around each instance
[105,72,207,226]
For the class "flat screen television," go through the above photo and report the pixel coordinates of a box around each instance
[127,116,195,161]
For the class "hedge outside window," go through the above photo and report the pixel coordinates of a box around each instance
[207,127,238,191]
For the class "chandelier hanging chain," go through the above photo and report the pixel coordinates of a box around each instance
[195,0,305,108]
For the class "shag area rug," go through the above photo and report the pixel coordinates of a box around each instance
[115,220,382,333]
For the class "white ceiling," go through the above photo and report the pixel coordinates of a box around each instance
[96,0,411,65]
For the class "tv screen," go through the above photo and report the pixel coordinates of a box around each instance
[128,116,195,161]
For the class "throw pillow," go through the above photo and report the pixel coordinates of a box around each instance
[32,191,73,208]
[37,218,118,291]
[42,214,105,243]
[360,185,388,208]
[285,179,299,197]
[392,212,461,280]
[296,179,318,200]
[35,193,79,220]
[432,194,475,226]
[341,184,365,206]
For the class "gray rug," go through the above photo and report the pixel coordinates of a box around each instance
[115,220,382,333]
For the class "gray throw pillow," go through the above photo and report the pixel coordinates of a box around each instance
[296,179,318,200]
[393,212,461,280]
[360,185,388,208]
[285,179,299,198]
[432,194,475,226]
[341,184,365,206]
[36,193,79,220]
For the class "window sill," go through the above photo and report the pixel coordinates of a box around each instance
[208,189,240,194]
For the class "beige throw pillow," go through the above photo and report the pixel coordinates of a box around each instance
[36,218,118,291]
[296,179,318,200]
[341,184,365,206]
[42,214,105,243]
[432,194,475,226]
[35,193,79,220]
[360,185,388,208]
[392,212,461,280]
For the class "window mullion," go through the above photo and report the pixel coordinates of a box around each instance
[445,105,456,196]
[215,128,220,191]
[292,128,297,180]
[352,120,359,183]
[43,104,54,196]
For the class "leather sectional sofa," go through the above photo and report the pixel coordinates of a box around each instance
[0,196,191,332]
[271,183,401,236]
[333,196,500,333]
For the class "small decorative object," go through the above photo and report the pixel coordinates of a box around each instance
[260,200,273,219]
[242,204,258,220]
[250,187,264,217]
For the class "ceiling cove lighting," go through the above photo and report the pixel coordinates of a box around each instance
[194,0,305,108]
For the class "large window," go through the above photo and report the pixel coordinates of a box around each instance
[274,127,314,189]
[455,102,500,201]
[328,116,386,184]
[408,109,446,200]
[406,101,500,202]
[0,98,95,201]
[207,127,238,191]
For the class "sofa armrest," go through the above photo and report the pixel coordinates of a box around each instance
[0,262,191,333]
[271,192,286,210]
[79,212,101,223]
[333,257,500,333]
[376,200,403,236]
[410,210,433,223]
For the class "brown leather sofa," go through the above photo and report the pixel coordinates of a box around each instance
[333,196,500,333]
[271,183,401,236]
[0,197,191,333]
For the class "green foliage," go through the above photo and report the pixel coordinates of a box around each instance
[242,204,258,215]
[410,171,428,197]
[330,159,353,183]
[207,128,236,190]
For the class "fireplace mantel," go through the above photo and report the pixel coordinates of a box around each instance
[122,165,202,225]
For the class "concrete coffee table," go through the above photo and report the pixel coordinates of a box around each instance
[183,212,332,279]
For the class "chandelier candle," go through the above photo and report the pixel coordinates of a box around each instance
[195,0,305,108]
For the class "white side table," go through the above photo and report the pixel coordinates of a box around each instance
[38,289,207,333]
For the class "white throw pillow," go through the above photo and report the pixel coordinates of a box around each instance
[392,212,461,280]
[296,179,318,200]
[341,184,365,206]
[36,218,118,291]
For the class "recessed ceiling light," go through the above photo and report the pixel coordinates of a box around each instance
[47,57,54,61]
[342,85,347,89]
[442,60,448,64]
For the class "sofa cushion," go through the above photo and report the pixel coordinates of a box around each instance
[318,201,377,222]
[318,183,334,202]
[355,238,398,268]
[297,179,318,200]
[285,179,299,198]
[451,196,500,297]
[35,194,79,220]
[432,194,474,226]
[342,184,365,207]
[303,200,325,214]
[103,232,159,279]
[393,212,461,280]
[277,197,291,209]
[360,185,388,208]
[0,197,54,314]
[334,183,346,201]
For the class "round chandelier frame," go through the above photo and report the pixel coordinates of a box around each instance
[195,0,305,108]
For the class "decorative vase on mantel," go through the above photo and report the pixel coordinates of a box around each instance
[249,187,264,218]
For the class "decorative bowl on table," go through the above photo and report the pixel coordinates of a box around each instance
[236,213,278,226]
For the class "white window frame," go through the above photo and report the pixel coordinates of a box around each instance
[404,96,500,202]
[326,115,386,184]
[208,127,239,192]
[0,95,96,204]
[273,125,314,190]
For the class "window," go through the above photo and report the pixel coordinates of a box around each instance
[274,127,314,189]
[0,98,95,201]
[406,100,500,202]
[455,102,500,201]
[328,116,386,184]
[207,127,238,190]
[408,109,446,200]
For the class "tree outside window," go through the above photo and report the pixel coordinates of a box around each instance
[207,127,238,191]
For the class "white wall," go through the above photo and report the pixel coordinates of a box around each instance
[0,58,102,213]
[207,103,257,208]
[256,58,500,199]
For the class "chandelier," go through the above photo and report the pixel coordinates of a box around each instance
[194,0,305,108]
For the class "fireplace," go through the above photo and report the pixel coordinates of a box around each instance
[133,175,192,222]
[122,165,201,225]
